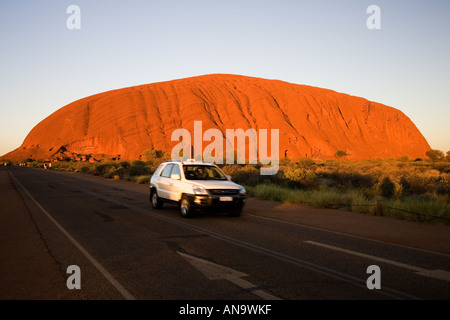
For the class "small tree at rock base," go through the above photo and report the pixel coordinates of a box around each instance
[426,149,445,162]
[334,150,348,159]
[380,177,395,198]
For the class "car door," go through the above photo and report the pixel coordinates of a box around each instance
[166,163,182,201]
[157,164,173,200]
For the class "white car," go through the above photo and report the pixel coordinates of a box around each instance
[150,160,246,218]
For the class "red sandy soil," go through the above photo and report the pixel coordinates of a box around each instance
[2,74,430,161]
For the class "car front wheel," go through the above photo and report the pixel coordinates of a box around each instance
[180,196,194,218]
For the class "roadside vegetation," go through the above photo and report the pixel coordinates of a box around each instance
[2,149,450,225]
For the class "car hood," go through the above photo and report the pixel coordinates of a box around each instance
[191,180,242,189]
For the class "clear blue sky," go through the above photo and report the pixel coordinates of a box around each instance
[1,0,449,156]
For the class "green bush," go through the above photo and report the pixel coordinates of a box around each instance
[426,149,445,162]
[380,177,395,198]
[136,175,151,184]
[141,149,170,167]
[317,171,375,189]
[405,171,440,195]
[224,165,260,186]
[283,167,317,188]
[119,161,130,169]
[399,176,411,196]
[81,166,91,174]
[128,163,150,176]
[94,163,117,177]
[334,150,348,158]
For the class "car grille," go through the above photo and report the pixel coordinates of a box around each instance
[209,189,239,196]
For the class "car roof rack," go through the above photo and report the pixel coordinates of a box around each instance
[163,159,213,164]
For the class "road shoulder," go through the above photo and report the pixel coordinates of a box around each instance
[0,167,82,299]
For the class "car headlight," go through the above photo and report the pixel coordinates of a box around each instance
[193,186,208,195]
[239,187,246,195]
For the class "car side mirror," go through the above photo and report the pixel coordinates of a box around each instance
[226,175,232,180]
[171,173,181,180]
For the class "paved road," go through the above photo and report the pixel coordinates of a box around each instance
[1,166,450,300]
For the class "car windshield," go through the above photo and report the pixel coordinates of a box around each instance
[183,165,227,180]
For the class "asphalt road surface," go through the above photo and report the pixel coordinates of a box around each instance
[1,166,450,301]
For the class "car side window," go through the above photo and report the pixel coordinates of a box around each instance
[160,164,173,178]
[171,164,181,178]
[154,163,165,176]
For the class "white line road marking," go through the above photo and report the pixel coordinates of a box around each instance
[177,251,281,300]
[305,240,450,282]
[306,240,423,272]
[8,170,136,300]
[246,213,450,259]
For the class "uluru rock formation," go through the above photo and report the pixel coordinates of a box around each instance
[3,74,430,162]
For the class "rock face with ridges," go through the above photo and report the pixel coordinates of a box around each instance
[3,74,430,161]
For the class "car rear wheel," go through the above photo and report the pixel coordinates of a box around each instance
[151,189,163,209]
[180,196,194,218]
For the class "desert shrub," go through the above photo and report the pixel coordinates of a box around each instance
[317,171,375,189]
[397,162,407,169]
[296,158,316,168]
[283,167,317,188]
[405,169,441,195]
[141,149,170,167]
[80,166,91,174]
[136,175,151,184]
[93,164,109,176]
[220,164,285,186]
[119,161,130,169]
[131,160,146,167]
[432,162,450,173]
[279,157,294,167]
[93,163,118,178]
[398,155,410,162]
[436,173,450,195]
[128,160,151,176]
[110,167,128,179]
[379,177,395,198]
[220,164,240,176]
[399,176,411,196]
[52,161,78,171]
[362,187,378,200]
[426,149,445,162]
[98,157,115,164]
[334,150,348,158]
[227,165,261,186]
